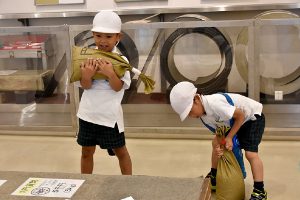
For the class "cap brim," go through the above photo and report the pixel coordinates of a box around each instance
[179,87,197,121]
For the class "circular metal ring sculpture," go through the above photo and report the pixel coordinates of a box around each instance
[235,10,300,95]
[161,15,233,94]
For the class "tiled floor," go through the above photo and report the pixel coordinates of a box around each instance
[0,134,299,199]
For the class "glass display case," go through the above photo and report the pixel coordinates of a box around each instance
[254,12,300,130]
[0,25,76,135]
[0,11,299,137]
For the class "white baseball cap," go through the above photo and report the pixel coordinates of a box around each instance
[169,81,197,121]
[91,11,122,33]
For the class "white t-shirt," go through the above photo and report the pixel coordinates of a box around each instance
[200,93,263,133]
[75,52,131,133]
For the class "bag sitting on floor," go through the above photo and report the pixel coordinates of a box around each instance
[70,46,155,94]
[216,148,245,200]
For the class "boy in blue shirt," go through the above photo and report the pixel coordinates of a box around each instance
[169,81,267,200]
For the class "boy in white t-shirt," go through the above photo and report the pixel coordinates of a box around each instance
[76,11,132,175]
[169,81,267,200]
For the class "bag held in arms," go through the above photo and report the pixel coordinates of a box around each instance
[216,127,245,200]
[70,46,155,94]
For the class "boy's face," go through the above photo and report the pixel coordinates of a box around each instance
[188,94,205,119]
[93,32,121,52]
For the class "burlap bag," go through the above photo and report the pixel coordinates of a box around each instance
[216,150,245,200]
[70,46,155,94]
[215,126,245,200]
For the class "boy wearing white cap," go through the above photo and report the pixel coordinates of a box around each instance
[76,11,132,175]
[169,81,267,200]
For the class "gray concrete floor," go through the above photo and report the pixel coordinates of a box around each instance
[0,135,299,200]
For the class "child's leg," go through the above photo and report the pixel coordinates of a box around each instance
[245,151,264,182]
[81,146,96,174]
[211,136,219,169]
[114,145,132,175]
[245,150,267,199]
[207,136,220,191]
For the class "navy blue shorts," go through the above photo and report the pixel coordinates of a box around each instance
[77,119,125,149]
[236,113,265,152]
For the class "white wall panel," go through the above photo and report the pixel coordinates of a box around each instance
[0,0,300,14]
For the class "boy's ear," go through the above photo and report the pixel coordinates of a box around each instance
[118,32,123,39]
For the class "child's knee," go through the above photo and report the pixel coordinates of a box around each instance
[81,146,95,158]
[114,146,129,158]
[245,151,258,161]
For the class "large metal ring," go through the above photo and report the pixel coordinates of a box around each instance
[235,10,300,95]
[161,15,233,94]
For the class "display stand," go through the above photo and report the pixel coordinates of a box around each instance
[0,171,211,200]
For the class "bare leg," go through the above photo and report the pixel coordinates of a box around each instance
[211,136,219,169]
[245,151,264,181]
[81,146,96,174]
[114,146,132,175]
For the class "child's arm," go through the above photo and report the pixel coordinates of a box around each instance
[80,58,98,89]
[96,58,123,91]
[225,108,245,150]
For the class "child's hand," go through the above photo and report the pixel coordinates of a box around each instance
[216,144,224,158]
[225,136,233,151]
[96,58,116,79]
[80,58,98,80]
